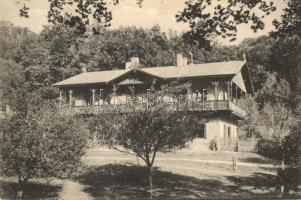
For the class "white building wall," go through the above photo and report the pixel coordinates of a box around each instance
[205,119,223,140]
[204,117,238,150]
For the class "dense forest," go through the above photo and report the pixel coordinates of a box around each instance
[0,20,300,147]
[0,23,299,85]
[0,19,300,119]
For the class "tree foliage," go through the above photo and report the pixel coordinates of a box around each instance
[0,59,24,110]
[91,84,199,197]
[269,35,301,93]
[0,21,37,62]
[20,0,113,34]
[272,0,301,37]
[176,0,276,46]
[0,49,89,198]
[0,102,89,198]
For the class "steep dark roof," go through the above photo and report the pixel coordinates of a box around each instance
[54,69,130,86]
[141,61,245,79]
[54,60,246,86]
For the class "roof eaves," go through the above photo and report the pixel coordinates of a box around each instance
[137,68,166,80]
[105,68,135,84]
[163,73,236,80]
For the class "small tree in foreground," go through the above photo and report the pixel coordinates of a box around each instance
[0,103,89,199]
[94,84,200,199]
[100,109,198,198]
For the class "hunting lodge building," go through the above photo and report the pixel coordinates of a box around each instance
[54,54,253,151]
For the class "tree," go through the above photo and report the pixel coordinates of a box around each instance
[0,59,24,111]
[19,0,113,34]
[251,73,299,195]
[269,35,301,93]
[176,0,276,46]
[17,0,280,43]
[0,102,89,199]
[238,36,276,90]
[272,0,301,37]
[0,55,88,199]
[255,107,299,195]
[79,26,176,70]
[238,94,260,139]
[0,21,37,62]
[93,84,199,198]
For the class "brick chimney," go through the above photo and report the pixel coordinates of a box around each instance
[177,54,188,67]
[126,57,140,69]
[81,66,87,73]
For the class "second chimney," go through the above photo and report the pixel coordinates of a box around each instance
[177,54,183,67]
[126,57,140,70]
[81,66,87,73]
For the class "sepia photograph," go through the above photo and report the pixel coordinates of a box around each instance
[0,0,300,199]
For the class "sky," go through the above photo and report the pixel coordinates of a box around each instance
[0,0,286,45]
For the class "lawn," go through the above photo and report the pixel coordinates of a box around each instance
[0,148,300,199]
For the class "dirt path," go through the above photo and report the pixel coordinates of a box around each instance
[58,179,93,200]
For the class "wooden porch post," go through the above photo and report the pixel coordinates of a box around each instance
[187,87,192,109]
[99,89,103,105]
[226,81,231,108]
[213,81,219,109]
[235,84,238,103]
[59,89,63,108]
[230,81,233,101]
[226,81,229,100]
[202,89,206,109]
[68,89,73,108]
[213,81,219,100]
[91,89,95,107]
[113,85,117,105]
[147,89,150,110]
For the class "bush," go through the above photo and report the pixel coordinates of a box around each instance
[255,123,301,194]
[255,138,281,160]
[0,104,89,198]
[275,167,300,194]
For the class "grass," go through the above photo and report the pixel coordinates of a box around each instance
[86,147,278,164]
[75,163,299,199]
[0,149,300,199]
[0,177,61,200]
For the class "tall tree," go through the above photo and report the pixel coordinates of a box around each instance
[0,22,38,62]
[247,73,299,195]
[79,26,177,70]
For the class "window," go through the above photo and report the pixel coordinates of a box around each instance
[223,125,232,139]
[196,124,206,139]
[228,127,232,139]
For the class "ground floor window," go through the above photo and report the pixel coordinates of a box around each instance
[223,124,232,139]
[195,124,206,139]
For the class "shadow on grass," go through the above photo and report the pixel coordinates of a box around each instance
[238,157,278,165]
[76,164,292,200]
[0,179,61,200]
